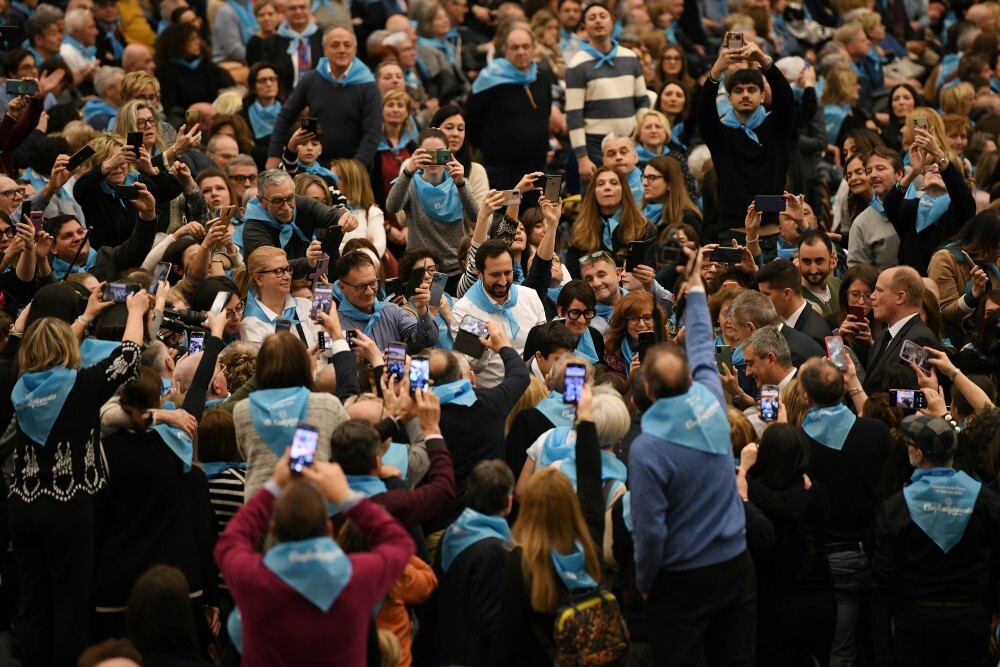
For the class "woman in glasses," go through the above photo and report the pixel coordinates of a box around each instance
[237,246,320,347]
[564,166,656,279]
[631,110,697,202]
[240,62,285,169]
[522,280,606,366]
[641,154,701,232]
[601,291,664,380]
[835,263,881,364]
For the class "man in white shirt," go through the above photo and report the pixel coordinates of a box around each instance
[452,239,546,388]
[740,326,796,436]
[60,8,99,80]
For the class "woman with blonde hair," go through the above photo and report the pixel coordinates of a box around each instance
[332,158,387,258]
[9,294,147,666]
[565,166,657,276]
[631,109,697,199]
[642,155,701,230]
[530,9,566,79]
[237,246,320,347]
[374,88,420,259]
[821,67,872,147]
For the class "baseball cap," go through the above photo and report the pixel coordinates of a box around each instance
[900,414,957,458]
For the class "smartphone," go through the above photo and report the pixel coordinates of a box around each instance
[409,355,430,395]
[188,331,205,355]
[899,339,931,372]
[317,330,332,350]
[455,314,489,358]
[759,385,779,423]
[126,131,143,155]
[724,31,744,50]
[149,262,171,294]
[889,388,927,409]
[848,305,866,321]
[311,283,334,320]
[499,189,522,206]
[19,201,31,226]
[315,224,344,248]
[386,341,407,381]
[209,290,230,316]
[404,265,427,300]
[431,149,452,165]
[544,174,562,202]
[29,210,43,235]
[710,247,744,264]
[754,195,787,213]
[312,255,331,286]
[114,184,140,199]
[493,216,519,245]
[563,362,586,405]
[103,281,139,303]
[289,423,319,473]
[301,117,318,134]
[185,109,200,127]
[219,204,237,227]
[4,79,37,96]
[384,277,402,297]
[345,329,358,348]
[637,331,655,363]
[826,335,848,372]
[715,344,733,374]
[66,145,96,172]
[429,272,448,307]
[914,116,929,131]
[275,318,292,333]
[626,239,654,272]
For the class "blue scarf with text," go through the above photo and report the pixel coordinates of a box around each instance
[413,173,463,223]
[248,386,310,456]
[535,391,576,428]
[916,192,951,232]
[432,379,478,406]
[903,468,981,553]
[13,368,78,446]
[802,404,857,451]
[640,382,730,455]
[263,537,352,611]
[151,423,193,472]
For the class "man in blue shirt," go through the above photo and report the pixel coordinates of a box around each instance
[630,247,755,665]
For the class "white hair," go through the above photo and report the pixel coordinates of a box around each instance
[65,7,93,34]
[601,132,634,153]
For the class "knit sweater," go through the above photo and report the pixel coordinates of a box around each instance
[847,204,900,271]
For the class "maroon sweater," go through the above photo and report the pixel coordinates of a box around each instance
[215,488,415,666]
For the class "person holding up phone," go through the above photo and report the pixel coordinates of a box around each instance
[239,246,321,348]
[0,68,64,178]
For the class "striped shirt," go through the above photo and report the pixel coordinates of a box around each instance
[565,44,649,161]
[208,466,246,590]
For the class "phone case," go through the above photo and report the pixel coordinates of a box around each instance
[454,330,486,358]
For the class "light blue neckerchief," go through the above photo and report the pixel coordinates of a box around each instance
[170,57,202,70]
[823,103,851,144]
[382,443,409,478]
[162,376,173,395]
[83,98,118,126]
[671,120,686,145]
[916,192,951,232]
[378,123,419,153]
[228,607,244,655]
[936,52,961,89]
[621,491,633,532]
[12,367,78,446]
[776,240,797,260]
[299,160,340,184]
[276,20,319,55]
[314,57,376,87]
[431,379,478,407]
[620,337,636,377]
[720,106,772,145]
[558,450,628,509]
[560,27,581,53]
[578,38,619,69]
[471,58,536,94]
[150,423,193,472]
[575,330,598,364]
[441,508,512,573]
[870,195,885,214]
[52,247,98,280]
[99,171,138,208]
[80,339,121,368]
[535,391,576,428]
[626,166,644,204]
[640,382,731,455]
[903,468,981,553]
[601,208,621,251]
[802,404,857,451]
[464,280,521,339]
[435,292,454,350]
[635,143,669,165]
[228,0,259,41]
[540,426,575,467]
[263,537,353,611]
[418,35,458,63]
[248,100,280,139]
[328,475,388,515]
[243,197,307,249]
[413,173,463,223]
[248,386,311,456]
[642,201,663,226]
[201,461,246,478]
[332,282,385,336]
[551,541,598,590]
[63,34,97,59]
[244,290,297,325]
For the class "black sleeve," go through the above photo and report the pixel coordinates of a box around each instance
[331,349,361,403]
[522,255,553,297]
[180,335,223,421]
[575,421,604,551]
[743,499,775,560]
[189,469,220,607]
[504,411,534,475]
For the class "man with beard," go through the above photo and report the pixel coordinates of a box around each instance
[848,147,902,271]
[452,239,546,388]
[797,230,841,324]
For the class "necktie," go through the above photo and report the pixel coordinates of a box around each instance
[298,40,310,72]
[873,331,892,366]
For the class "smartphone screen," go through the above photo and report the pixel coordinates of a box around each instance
[126,131,143,154]
[209,290,230,316]
[899,340,930,371]
[563,363,586,405]
[318,331,332,350]
[760,385,779,422]
[289,424,319,473]
[104,281,129,303]
[188,332,205,355]
[312,284,334,320]
[544,174,562,202]
[710,247,744,264]
[409,356,430,395]
[150,262,171,294]
[890,389,927,409]
[275,318,292,333]
[459,315,489,338]
[638,331,655,363]
[386,341,407,380]
[826,336,848,372]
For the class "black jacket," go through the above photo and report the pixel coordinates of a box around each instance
[780,323,826,368]
[241,195,347,280]
[865,314,940,376]
[466,68,555,170]
[793,303,834,349]
[260,30,325,93]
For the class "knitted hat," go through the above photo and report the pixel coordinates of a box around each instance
[900,414,957,458]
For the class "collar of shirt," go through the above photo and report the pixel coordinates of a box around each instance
[888,311,920,339]
[784,300,809,328]
[779,368,797,393]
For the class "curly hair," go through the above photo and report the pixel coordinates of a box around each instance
[155,22,204,64]
[603,292,666,365]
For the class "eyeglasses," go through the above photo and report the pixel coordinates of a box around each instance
[256,76,279,84]
[0,227,15,239]
[257,266,291,278]
[641,174,663,182]
[343,279,380,294]
[416,264,437,274]
[230,173,257,183]
[578,250,614,267]
[263,194,296,207]
[225,301,245,318]
[566,308,596,321]
[627,314,654,326]
[0,188,26,199]
[135,94,160,104]
[135,117,156,129]
[849,290,873,302]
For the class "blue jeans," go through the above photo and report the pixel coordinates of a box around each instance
[827,549,893,667]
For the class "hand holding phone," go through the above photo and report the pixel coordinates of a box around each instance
[759,385,779,422]
[289,424,319,473]
[563,363,586,405]
[825,335,848,372]
[899,340,931,372]
[386,341,407,381]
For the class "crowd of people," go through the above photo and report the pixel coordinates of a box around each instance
[3,0,1000,664]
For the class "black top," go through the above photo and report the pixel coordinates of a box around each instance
[805,417,893,544]
[864,314,941,376]
[792,303,834,349]
[241,195,347,280]
[259,31,325,96]
[156,60,235,121]
[504,407,558,477]
[780,324,826,368]
[565,220,657,279]
[466,68,555,169]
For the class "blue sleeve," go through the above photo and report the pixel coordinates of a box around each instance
[629,440,669,593]
[685,289,725,407]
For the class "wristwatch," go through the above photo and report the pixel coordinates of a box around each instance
[732,390,745,406]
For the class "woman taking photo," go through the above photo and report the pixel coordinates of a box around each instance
[565,166,656,277]
[836,263,881,364]
[642,154,701,232]
[332,158,387,258]
[430,104,490,227]
[240,62,284,168]
[373,89,420,259]
[954,289,1000,381]
[9,293,147,666]
[237,246,320,347]
[385,128,480,290]
[602,291,663,379]
[632,109,698,201]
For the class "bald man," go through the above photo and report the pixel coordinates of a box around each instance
[866,266,941,374]
[121,43,155,73]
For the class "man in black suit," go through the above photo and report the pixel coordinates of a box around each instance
[729,289,826,369]
[757,259,833,348]
[866,266,940,375]
[259,0,324,93]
